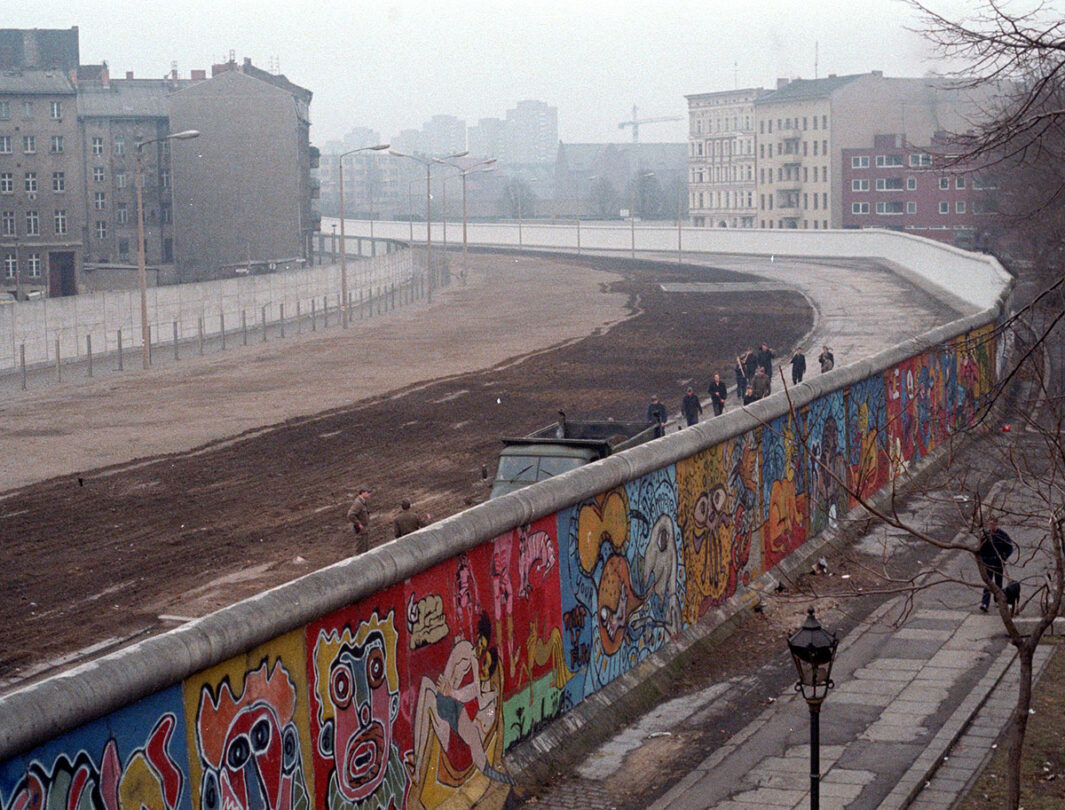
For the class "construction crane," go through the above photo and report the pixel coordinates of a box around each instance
[618,105,682,144]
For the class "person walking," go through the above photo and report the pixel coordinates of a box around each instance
[790,348,807,385]
[708,373,728,416]
[681,387,703,426]
[394,498,430,538]
[742,385,758,405]
[978,515,1015,612]
[347,486,373,553]
[756,343,775,379]
[647,395,668,437]
[818,345,835,373]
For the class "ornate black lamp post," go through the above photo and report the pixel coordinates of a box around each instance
[787,607,839,810]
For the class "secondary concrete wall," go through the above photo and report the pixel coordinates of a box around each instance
[0,233,1010,810]
[0,249,413,370]
[328,218,1010,313]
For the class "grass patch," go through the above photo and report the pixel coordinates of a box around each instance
[956,638,1065,809]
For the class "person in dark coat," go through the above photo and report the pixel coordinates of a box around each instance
[756,343,775,379]
[681,387,703,426]
[751,367,771,400]
[394,498,430,538]
[741,348,759,382]
[791,349,807,384]
[742,385,758,405]
[708,373,728,416]
[647,395,668,437]
[734,358,747,402]
[978,515,1015,612]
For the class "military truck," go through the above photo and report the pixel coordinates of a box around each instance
[489,411,658,498]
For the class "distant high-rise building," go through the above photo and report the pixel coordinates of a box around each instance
[468,117,505,160]
[504,100,557,165]
[342,126,382,152]
[391,128,426,156]
[423,114,466,157]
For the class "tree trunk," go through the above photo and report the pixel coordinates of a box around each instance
[1005,644,1035,809]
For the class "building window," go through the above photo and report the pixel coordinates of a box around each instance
[939,177,950,190]
[22,135,35,154]
[0,101,8,119]
[852,202,870,214]
[939,201,950,214]
[28,253,40,277]
[0,172,11,193]
[956,177,966,189]
[50,101,62,119]
[3,255,14,279]
[119,239,129,256]
[813,140,818,156]
[116,203,128,224]
[24,172,37,193]
[116,172,126,189]
[93,167,105,183]
[876,177,904,191]
[906,201,917,214]
[95,220,107,239]
[876,154,903,167]
[52,171,65,192]
[909,153,931,166]
[851,155,869,168]
[0,135,10,154]
[92,136,104,156]
[50,135,63,153]
[956,200,966,213]
[21,101,33,118]
[876,201,905,214]
[906,177,917,190]
[94,191,106,210]
[822,192,827,209]
[25,210,39,236]
[114,140,125,156]
[1,211,14,236]
[161,170,170,188]
[852,179,869,191]
[54,209,67,235]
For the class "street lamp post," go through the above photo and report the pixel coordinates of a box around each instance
[630,170,654,260]
[338,144,389,328]
[390,149,468,295]
[787,607,839,810]
[136,129,199,370]
[677,182,687,264]
[577,174,597,255]
[435,158,496,282]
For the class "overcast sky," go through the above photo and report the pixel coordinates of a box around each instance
[13,0,985,145]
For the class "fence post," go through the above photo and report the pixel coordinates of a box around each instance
[280,303,285,338]
[220,311,226,350]
[262,305,268,342]
[296,301,302,335]
[55,338,61,382]
[323,295,329,328]
[147,325,152,366]
[360,289,365,320]
[117,328,123,371]
[242,310,248,346]
[198,317,205,355]
[391,283,395,311]
[173,321,180,360]
[311,298,317,332]
[20,344,26,390]
[87,334,93,377]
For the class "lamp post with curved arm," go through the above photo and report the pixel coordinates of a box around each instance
[136,129,199,369]
[338,143,389,327]
[390,149,468,294]
[630,169,654,259]
[435,158,496,279]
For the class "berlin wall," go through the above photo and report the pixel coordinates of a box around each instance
[0,227,1011,810]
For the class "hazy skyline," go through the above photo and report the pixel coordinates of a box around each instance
[12,0,981,146]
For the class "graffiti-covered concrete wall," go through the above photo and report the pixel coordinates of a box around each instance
[0,237,1009,810]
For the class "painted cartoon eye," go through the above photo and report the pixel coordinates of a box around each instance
[367,648,385,689]
[227,735,251,769]
[202,772,219,810]
[251,718,271,753]
[282,726,299,773]
[330,665,352,707]
[694,493,709,524]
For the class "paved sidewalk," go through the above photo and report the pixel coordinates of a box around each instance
[649,558,1058,810]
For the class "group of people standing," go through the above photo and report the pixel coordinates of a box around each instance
[649,342,840,431]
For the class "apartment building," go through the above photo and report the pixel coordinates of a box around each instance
[0,28,82,297]
[754,71,982,229]
[841,133,996,248]
[504,100,558,165]
[685,88,760,228]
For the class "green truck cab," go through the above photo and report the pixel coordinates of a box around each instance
[489,413,658,499]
